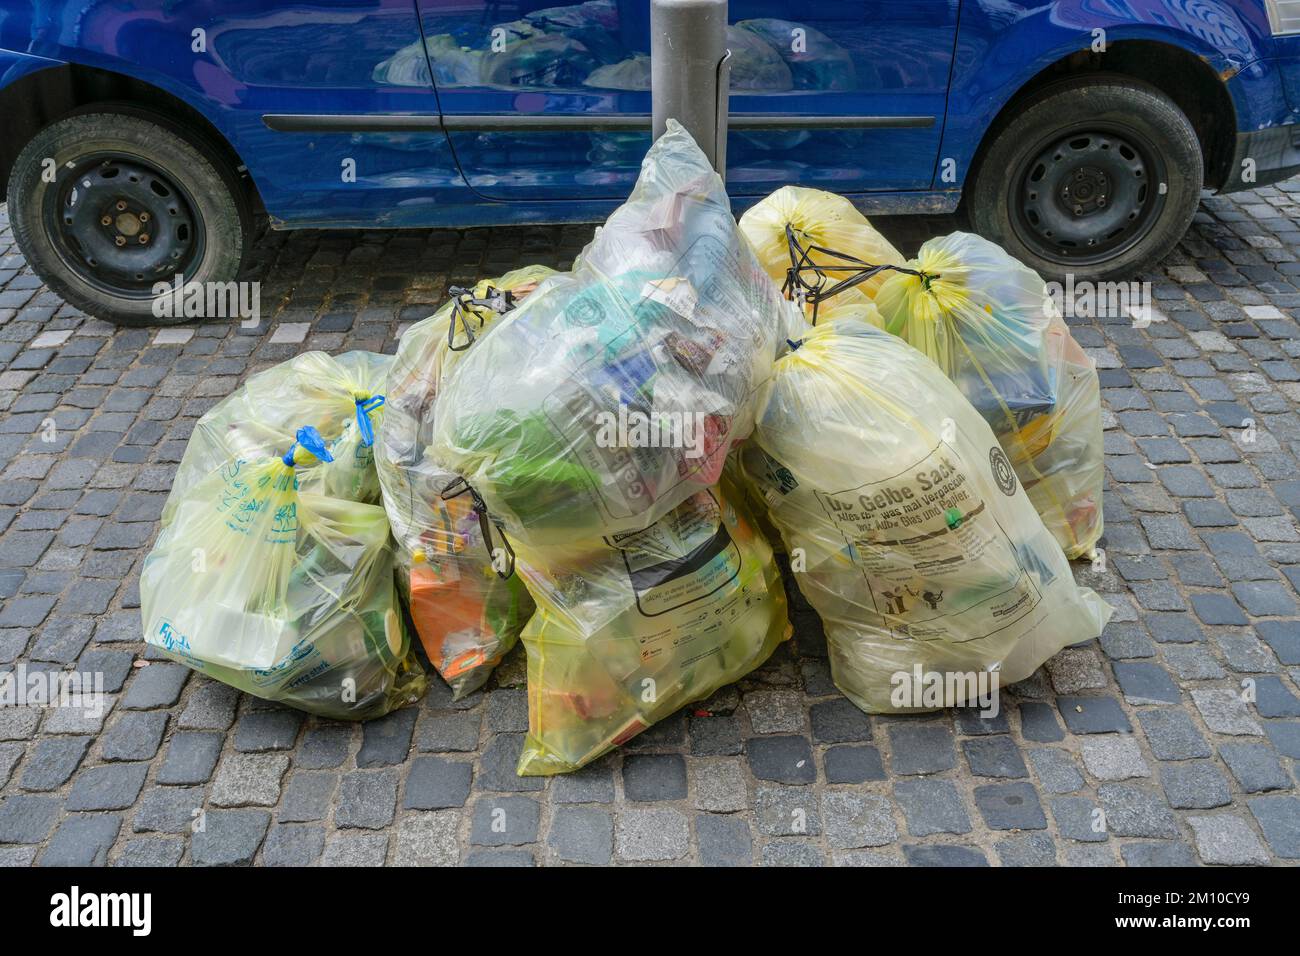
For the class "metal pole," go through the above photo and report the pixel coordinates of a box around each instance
[650,0,730,177]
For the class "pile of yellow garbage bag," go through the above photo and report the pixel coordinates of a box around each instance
[141,136,1111,766]
[740,321,1111,712]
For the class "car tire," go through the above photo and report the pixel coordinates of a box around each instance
[6,109,251,327]
[967,74,1203,282]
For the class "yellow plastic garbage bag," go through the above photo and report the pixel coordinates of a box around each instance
[874,232,1105,558]
[514,480,790,774]
[740,320,1111,714]
[739,186,905,308]
[378,267,552,698]
[431,120,803,548]
[167,351,392,522]
[141,427,427,720]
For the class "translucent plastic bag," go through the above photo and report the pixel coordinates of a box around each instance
[738,186,904,307]
[874,232,1104,558]
[432,121,802,548]
[378,267,552,698]
[741,321,1111,713]
[142,428,427,720]
[168,351,391,523]
[515,480,790,774]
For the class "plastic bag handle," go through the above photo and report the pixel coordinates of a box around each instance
[782,223,935,325]
[353,394,385,447]
[446,284,516,352]
[439,476,516,579]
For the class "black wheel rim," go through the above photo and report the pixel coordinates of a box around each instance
[1010,124,1167,267]
[43,152,205,299]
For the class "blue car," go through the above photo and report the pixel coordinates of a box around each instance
[1,1,1298,325]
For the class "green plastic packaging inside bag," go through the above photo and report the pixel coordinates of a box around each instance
[166,350,392,524]
[740,320,1111,714]
[143,430,426,720]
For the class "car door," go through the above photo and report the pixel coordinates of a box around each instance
[416,0,960,200]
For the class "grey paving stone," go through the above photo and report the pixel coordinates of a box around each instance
[1027,748,1085,793]
[463,849,535,867]
[549,806,613,865]
[551,760,615,804]
[1187,814,1271,865]
[1080,736,1150,780]
[1112,661,1182,704]
[903,845,988,867]
[1248,795,1300,858]
[0,794,62,843]
[823,744,886,784]
[470,795,539,846]
[157,731,223,785]
[1191,687,1263,735]
[995,833,1057,866]
[974,782,1047,831]
[233,708,303,752]
[809,698,872,742]
[1160,761,1231,809]
[760,841,825,867]
[133,785,204,834]
[297,723,353,769]
[754,785,821,837]
[820,792,895,849]
[1097,783,1179,838]
[261,823,325,866]
[120,662,189,709]
[1136,708,1213,759]
[101,710,168,761]
[321,832,389,867]
[477,733,544,792]
[886,721,956,774]
[746,735,816,784]
[1018,702,1065,742]
[115,837,185,867]
[404,756,473,810]
[417,710,481,752]
[696,813,753,867]
[191,809,271,866]
[210,752,288,807]
[689,713,742,755]
[20,735,91,790]
[746,689,805,734]
[615,808,689,862]
[1218,742,1291,792]
[393,811,460,866]
[1057,696,1133,734]
[279,772,337,822]
[67,762,148,810]
[1120,842,1198,866]
[692,758,749,812]
[961,736,1028,778]
[38,814,122,867]
[336,769,399,829]
[1051,796,1108,842]
[178,680,240,730]
[622,753,688,801]
[894,779,971,836]
[355,706,417,767]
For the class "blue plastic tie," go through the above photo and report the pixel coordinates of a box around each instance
[281,425,334,467]
[787,338,803,352]
[355,395,385,447]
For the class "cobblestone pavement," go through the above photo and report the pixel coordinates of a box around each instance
[1,182,1300,868]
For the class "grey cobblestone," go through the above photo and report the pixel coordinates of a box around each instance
[1,195,1299,865]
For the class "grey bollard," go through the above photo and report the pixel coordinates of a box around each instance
[650,0,730,177]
